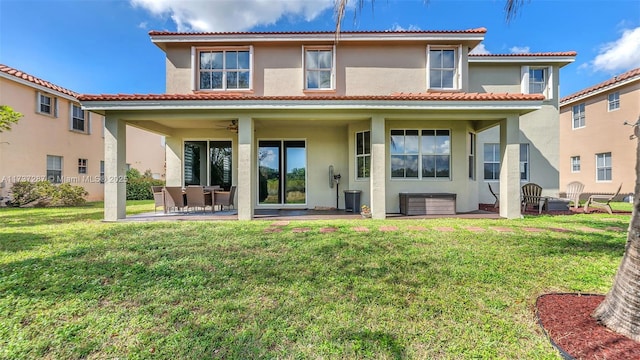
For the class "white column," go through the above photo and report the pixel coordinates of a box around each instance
[370,115,386,219]
[499,115,521,219]
[164,136,183,187]
[237,116,254,220]
[104,115,126,221]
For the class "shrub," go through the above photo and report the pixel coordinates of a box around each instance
[8,181,87,207]
[125,168,164,200]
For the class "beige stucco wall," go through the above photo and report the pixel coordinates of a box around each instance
[0,78,165,202]
[468,63,522,93]
[165,43,471,95]
[559,81,639,197]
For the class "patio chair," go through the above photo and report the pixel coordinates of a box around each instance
[521,183,546,214]
[151,185,164,213]
[488,183,499,208]
[559,181,584,210]
[185,186,212,213]
[164,186,187,213]
[584,183,622,215]
[214,185,236,211]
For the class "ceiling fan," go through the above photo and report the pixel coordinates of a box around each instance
[214,120,238,133]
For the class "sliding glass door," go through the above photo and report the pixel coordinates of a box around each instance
[258,140,306,205]
[184,140,232,189]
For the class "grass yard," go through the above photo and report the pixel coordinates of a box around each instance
[0,201,632,359]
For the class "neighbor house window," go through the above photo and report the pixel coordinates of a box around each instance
[520,143,529,181]
[71,104,86,132]
[78,158,87,174]
[47,155,62,183]
[571,156,581,173]
[608,92,620,111]
[468,132,476,180]
[37,92,57,116]
[390,129,450,179]
[428,47,459,90]
[356,130,371,179]
[304,47,334,90]
[198,48,251,90]
[596,152,612,181]
[483,143,500,180]
[100,161,105,183]
[572,103,585,129]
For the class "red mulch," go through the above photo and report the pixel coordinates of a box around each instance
[536,293,640,359]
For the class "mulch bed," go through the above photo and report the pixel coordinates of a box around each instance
[536,293,640,359]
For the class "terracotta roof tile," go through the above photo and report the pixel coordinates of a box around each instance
[149,28,487,36]
[560,67,640,104]
[78,92,544,102]
[0,64,78,98]
[470,51,577,57]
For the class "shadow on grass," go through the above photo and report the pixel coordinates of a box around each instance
[334,329,406,359]
[0,232,50,252]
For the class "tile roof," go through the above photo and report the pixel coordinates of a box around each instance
[78,92,544,102]
[560,67,640,104]
[0,64,78,98]
[470,51,577,57]
[148,28,487,36]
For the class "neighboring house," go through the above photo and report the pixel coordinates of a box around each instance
[79,28,575,220]
[0,64,166,203]
[559,68,640,200]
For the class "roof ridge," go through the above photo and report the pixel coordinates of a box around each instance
[0,63,79,98]
[560,67,640,104]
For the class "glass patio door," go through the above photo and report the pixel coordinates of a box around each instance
[258,140,306,205]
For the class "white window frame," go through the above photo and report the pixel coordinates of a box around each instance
[596,152,612,182]
[194,46,253,91]
[78,158,88,174]
[355,130,371,180]
[520,143,530,181]
[36,92,58,117]
[483,143,500,181]
[572,103,585,129]
[390,129,451,180]
[70,104,91,133]
[521,66,553,99]
[608,92,620,112]
[47,155,63,183]
[571,156,581,173]
[468,132,476,180]
[427,45,462,91]
[303,45,336,91]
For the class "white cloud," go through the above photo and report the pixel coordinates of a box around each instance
[588,26,640,73]
[389,23,421,31]
[130,0,334,32]
[138,21,148,29]
[469,43,490,55]
[509,46,530,54]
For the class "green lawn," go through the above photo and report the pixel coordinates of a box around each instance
[0,201,632,359]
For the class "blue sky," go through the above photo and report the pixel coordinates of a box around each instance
[1,0,639,98]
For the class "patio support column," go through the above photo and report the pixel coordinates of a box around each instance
[165,136,182,187]
[104,114,127,221]
[499,115,521,219]
[237,116,254,220]
[370,115,386,219]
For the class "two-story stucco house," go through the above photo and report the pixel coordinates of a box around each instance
[559,68,640,200]
[78,28,575,221]
[0,64,166,203]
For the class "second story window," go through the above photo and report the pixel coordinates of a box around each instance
[71,104,86,132]
[304,47,334,90]
[572,103,585,129]
[608,92,620,111]
[428,47,458,90]
[198,48,251,90]
[521,66,553,99]
[529,68,547,94]
[37,92,57,116]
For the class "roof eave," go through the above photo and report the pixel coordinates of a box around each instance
[469,56,576,67]
[560,75,640,106]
